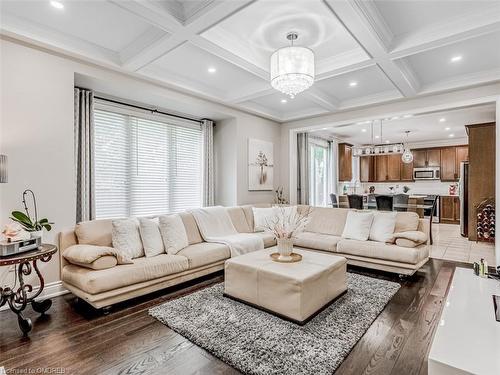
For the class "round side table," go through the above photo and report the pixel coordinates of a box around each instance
[0,244,58,335]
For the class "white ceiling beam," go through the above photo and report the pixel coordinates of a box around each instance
[190,35,268,80]
[227,87,276,104]
[324,0,419,97]
[116,0,256,72]
[303,88,340,112]
[389,5,500,59]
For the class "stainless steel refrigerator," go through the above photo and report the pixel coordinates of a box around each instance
[460,161,469,237]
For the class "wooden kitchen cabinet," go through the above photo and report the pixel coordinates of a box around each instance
[338,143,352,181]
[441,145,469,181]
[440,147,457,181]
[360,156,374,182]
[387,154,401,181]
[427,149,441,167]
[373,154,401,181]
[455,146,469,179]
[400,158,413,181]
[413,149,427,168]
[413,148,440,168]
[440,196,460,224]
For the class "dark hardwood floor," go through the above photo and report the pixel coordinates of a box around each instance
[0,259,462,375]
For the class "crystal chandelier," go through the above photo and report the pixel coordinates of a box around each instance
[352,120,404,157]
[401,131,414,164]
[270,32,315,98]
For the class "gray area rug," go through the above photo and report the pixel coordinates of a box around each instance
[149,273,400,375]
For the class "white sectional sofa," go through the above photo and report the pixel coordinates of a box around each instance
[58,205,429,308]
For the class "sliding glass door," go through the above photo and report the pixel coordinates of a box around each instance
[309,141,329,207]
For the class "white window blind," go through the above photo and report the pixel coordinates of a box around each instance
[94,106,203,219]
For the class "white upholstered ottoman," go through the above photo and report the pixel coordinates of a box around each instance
[224,248,347,324]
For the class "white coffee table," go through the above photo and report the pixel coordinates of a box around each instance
[224,247,347,325]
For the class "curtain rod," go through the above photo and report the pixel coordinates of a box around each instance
[93,95,203,124]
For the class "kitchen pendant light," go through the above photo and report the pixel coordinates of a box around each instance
[401,131,413,164]
[270,32,315,98]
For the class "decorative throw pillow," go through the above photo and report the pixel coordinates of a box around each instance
[111,218,144,259]
[158,214,189,255]
[341,211,374,241]
[252,207,277,232]
[138,217,165,257]
[369,212,397,242]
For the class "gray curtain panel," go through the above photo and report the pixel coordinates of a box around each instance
[202,119,215,207]
[297,132,310,204]
[74,88,95,223]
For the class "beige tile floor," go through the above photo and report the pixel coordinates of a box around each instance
[429,223,496,265]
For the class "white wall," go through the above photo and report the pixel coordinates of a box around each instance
[214,118,237,206]
[496,97,500,267]
[0,38,281,286]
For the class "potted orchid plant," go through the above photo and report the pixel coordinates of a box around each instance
[261,206,310,261]
[10,189,53,240]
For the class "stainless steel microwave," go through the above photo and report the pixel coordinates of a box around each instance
[413,167,440,180]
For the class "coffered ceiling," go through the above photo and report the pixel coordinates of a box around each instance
[1,0,499,122]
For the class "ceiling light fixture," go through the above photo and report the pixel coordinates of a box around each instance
[449,133,455,137]
[280,99,287,103]
[207,67,216,73]
[349,81,358,87]
[401,131,413,164]
[270,32,314,98]
[403,114,413,118]
[50,0,64,9]
[391,116,399,120]
[450,55,462,63]
[439,118,446,122]
[445,127,451,131]
[352,120,404,157]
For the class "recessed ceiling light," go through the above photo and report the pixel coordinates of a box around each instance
[450,55,462,63]
[281,99,287,103]
[361,129,367,132]
[385,140,390,143]
[391,116,399,120]
[375,135,380,139]
[349,81,358,87]
[50,0,64,9]
[439,118,446,122]
[321,127,328,130]
[207,67,216,73]
[445,127,451,131]
[449,133,455,137]
[403,114,413,118]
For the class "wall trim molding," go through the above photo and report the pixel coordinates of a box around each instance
[0,280,68,312]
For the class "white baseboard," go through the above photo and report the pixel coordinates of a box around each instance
[0,281,69,312]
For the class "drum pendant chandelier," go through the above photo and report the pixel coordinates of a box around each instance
[270,32,315,98]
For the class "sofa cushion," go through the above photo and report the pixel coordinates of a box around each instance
[305,207,349,236]
[139,218,164,257]
[342,211,374,241]
[75,219,113,247]
[241,204,272,231]
[337,239,428,265]
[177,242,230,269]
[112,218,144,259]
[179,212,203,245]
[254,231,277,248]
[393,231,428,248]
[369,212,397,242]
[293,231,341,252]
[252,207,277,232]
[63,244,132,267]
[62,254,189,294]
[394,212,420,233]
[69,256,118,270]
[227,207,252,233]
[159,214,189,255]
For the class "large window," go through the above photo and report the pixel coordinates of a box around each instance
[93,105,203,219]
[309,139,330,207]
